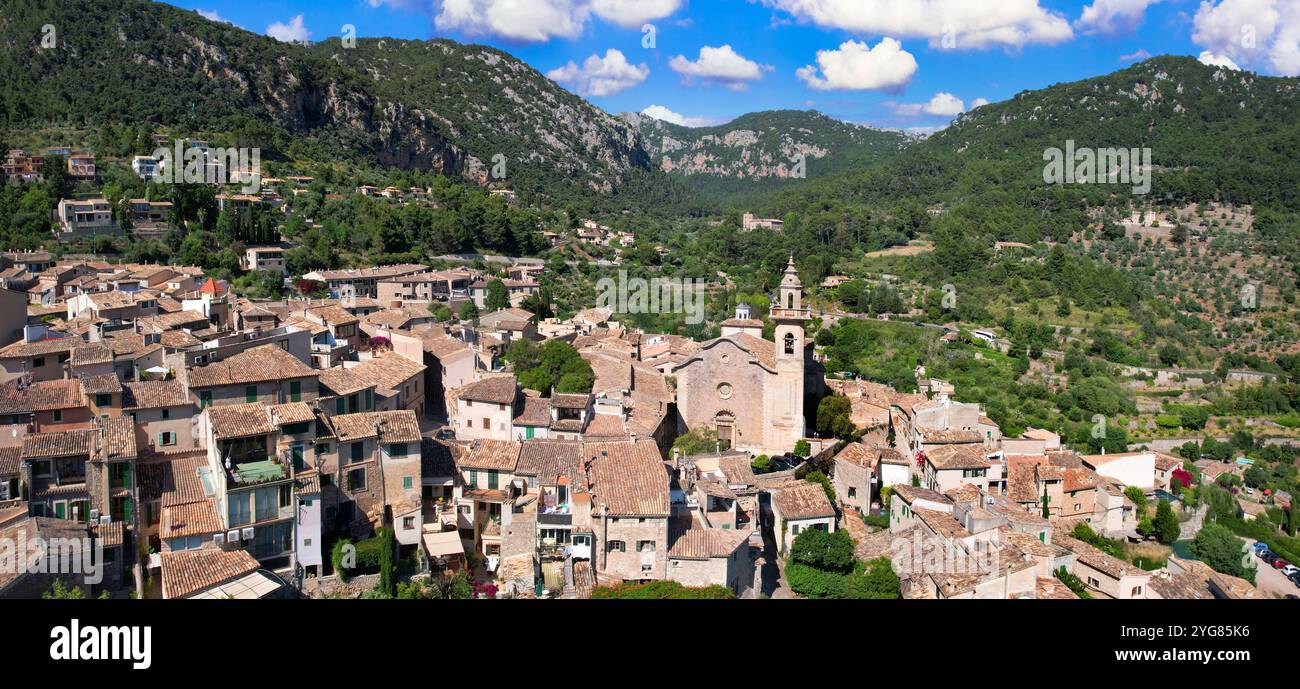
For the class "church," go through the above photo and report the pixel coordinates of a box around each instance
[673,258,823,456]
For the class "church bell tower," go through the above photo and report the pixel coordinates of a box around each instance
[768,257,810,452]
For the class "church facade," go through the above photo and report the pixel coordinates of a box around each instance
[673,258,820,457]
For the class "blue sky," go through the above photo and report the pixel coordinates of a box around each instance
[163,1,1299,132]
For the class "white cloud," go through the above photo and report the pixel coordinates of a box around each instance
[796,38,918,92]
[970,97,990,108]
[641,105,722,127]
[1198,49,1243,68]
[1075,0,1160,36]
[437,0,589,41]
[894,92,967,116]
[1120,48,1153,60]
[1191,0,1300,76]
[197,9,229,24]
[267,14,311,43]
[377,0,680,41]
[668,45,771,90]
[547,49,650,97]
[760,0,1073,49]
[590,0,685,27]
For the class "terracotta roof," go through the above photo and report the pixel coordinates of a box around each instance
[206,403,275,440]
[1052,532,1145,579]
[270,402,315,426]
[22,429,92,458]
[161,549,261,599]
[515,439,582,480]
[585,439,670,516]
[834,442,877,469]
[668,525,749,560]
[0,446,20,475]
[349,355,426,393]
[926,444,992,470]
[0,379,85,413]
[892,484,952,507]
[914,506,971,540]
[317,367,372,396]
[90,521,126,548]
[330,410,422,444]
[581,412,627,437]
[188,345,315,388]
[771,481,836,520]
[80,373,122,396]
[100,417,137,459]
[458,439,521,471]
[71,342,114,366]
[0,336,76,359]
[550,393,591,410]
[421,439,459,478]
[512,396,552,427]
[122,380,190,409]
[456,376,517,405]
[306,304,359,326]
[161,500,222,539]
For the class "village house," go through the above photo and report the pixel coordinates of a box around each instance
[769,481,836,553]
[184,344,319,410]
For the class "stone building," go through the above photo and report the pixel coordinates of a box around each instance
[673,258,820,456]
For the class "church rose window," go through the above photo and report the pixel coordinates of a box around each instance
[717,383,733,399]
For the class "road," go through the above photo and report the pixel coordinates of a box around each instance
[1246,540,1299,599]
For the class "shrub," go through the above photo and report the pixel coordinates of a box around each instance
[591,581,734,599]
[786,562,845,599]
[789,528,855,573]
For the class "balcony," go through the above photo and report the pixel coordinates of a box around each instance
[229,458,287,486]
[538,511,573,526]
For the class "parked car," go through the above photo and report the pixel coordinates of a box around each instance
[1283,564,1300,577]
[1261,551,1278,564]
[1271,558,1291,570]
[1253,542,1270,555]
[1289,571,1300,588]
[435,428,455,440]
[1245,486,1255,495]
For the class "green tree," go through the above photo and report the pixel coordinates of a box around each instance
[673,428,719,457]
[1153,499,1180,544]
[377,527,396,597]
[1189,522,1250,580]
[844,557,901,599]
[485,278,510,311]
[804,469,836,506]
[788,528,855,574]
[793,439,811,458]
[815,394,855,440]
[751,455,772,474]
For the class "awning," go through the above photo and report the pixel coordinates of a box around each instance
[188,570,285,599]
[422,530,465,559]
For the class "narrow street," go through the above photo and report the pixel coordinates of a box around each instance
[757,519,793,599]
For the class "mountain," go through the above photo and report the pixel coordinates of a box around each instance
[769,56,1300,216]
[622,109,910,208]
[624,109,909,180]
[0,0,690,209]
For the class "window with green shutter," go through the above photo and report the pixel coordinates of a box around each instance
[199,391,211,409]
[290,381,301,402]
[488,470,499,490]
[403,476,413,490]
[246,385,258,403]
[365,389,373,410]
[336,398,345,415]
